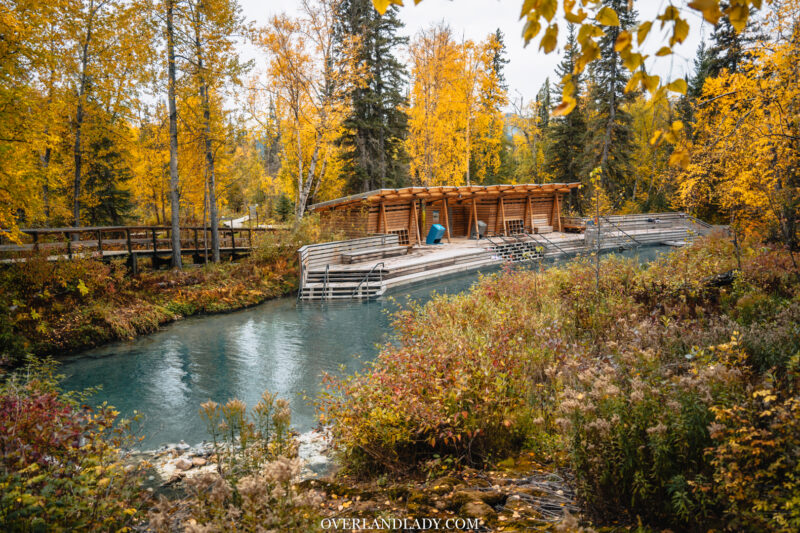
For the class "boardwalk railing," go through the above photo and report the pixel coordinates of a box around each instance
[561,212,715,235]
[0,225,284,273]
[297,234,399,295]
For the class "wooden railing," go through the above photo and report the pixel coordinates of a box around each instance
[0,225,286,272]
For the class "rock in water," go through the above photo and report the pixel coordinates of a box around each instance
[175,458,193,471]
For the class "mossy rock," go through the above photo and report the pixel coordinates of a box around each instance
[461,500,496,520]
[451,488,505,508]
[427,476,461,495]
[407,489,431,506]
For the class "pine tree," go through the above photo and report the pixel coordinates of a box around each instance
[334,0,409,193]
[678,39,713,137]
[536,79,551,129]
[706,1,761,78]
[584,0,637,206]
[545,25,587,205]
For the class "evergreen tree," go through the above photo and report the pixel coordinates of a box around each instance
[545,25,587,208]
[679,39,713,137]
[707,2,761,78]
[536,79,551,129]
[275,194,293,222]
[334,0,409,193]
[82,132,133,226]
[491,29,509,91]
[584,0,637,206]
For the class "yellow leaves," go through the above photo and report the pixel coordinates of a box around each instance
[689,0,724,25]
[669,147,690,168]
[553,95,577,117]
[553,74,577,116]
[620,50,643,71]
[522,18,542,44]
[656,46,672,57]
[539,0,558,22]
[671,18,690,46]
[371,0,403,16]
[614,30,632,52]
[643,74,660,93]
[540,24,558,54]
[752,390,777,403]
[666,78,688,95]
[637,21,652,45]
[727,3,750,33]
[596,6,619,27]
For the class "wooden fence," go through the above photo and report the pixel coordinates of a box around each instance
[0,225,284,273]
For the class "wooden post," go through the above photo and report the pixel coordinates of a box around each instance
[494,197,502,235]
[555,194,562,232]
[152,228,158,252]
[472,198,479,238]
[193,229,199,252]
[248,228,253,249]
[33,233,39,252]
[467,202,474,239]
[525,196,532,233]
[407,200,416,245]
[499,196,507,236]
[411,200,421,245]
[231,229,236,255]
[379,202,388,234]
[528,195,535,232]
[550,194,558,229]
[126,228,133,257]
[66,234,72,259]
[97,229,103,255]
[442,198,451,243]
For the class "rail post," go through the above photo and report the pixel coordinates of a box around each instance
[231,229,236,256]
[126,228,133,256]
[152,228,158,252]
[97,229,103,255]
[33,233,39,252]
[66,233,73,259]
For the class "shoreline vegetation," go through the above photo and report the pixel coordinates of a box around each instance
[3,234,799,531]
[0,219,340,368]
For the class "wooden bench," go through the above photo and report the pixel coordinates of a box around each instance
[340,245,408,265]
[531,216,553,234]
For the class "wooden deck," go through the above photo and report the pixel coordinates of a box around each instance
[298,213,717,301]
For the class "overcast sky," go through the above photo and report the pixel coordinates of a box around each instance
[239,0,709,109]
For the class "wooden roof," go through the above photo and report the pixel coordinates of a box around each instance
[309,183,580,212]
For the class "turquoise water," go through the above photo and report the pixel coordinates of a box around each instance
[59,245,672,449]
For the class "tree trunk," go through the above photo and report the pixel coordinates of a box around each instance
[40,147,51,223]
[167,0,182,269]
[72,0,95,235]
[194,20,219,262]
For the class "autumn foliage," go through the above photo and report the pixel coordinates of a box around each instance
[321,235,800,529]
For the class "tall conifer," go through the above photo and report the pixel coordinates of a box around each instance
[334,0,409,193]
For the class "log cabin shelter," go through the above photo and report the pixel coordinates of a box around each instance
[308,183,581,246]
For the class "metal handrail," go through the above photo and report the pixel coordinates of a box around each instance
[351,262,385,299]
[323,264,330,301]
[526,231,570,257]
[599,215,641,247]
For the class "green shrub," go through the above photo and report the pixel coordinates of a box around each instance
[556,341,747,526]
[0,357,146,531]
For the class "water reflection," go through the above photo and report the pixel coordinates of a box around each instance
[59,245,671,449]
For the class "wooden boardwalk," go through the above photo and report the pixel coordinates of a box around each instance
[298,213,717,301]
[0,225,283,273]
